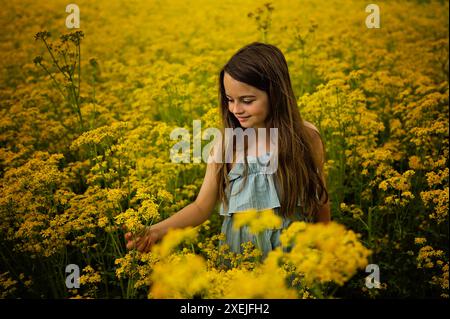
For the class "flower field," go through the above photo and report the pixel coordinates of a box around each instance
[0,0,448,298]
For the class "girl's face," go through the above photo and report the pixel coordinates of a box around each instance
[223,72,270,129]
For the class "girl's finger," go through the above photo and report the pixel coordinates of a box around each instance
[142,236,153,253]
[128,238,138,250]
[144,232,159,253]
[136,236,149,252]
[126,236,139,249]
[126,239,135,250]
[143,243,150,253]
[125,232,132,241]
[143,240,154,253]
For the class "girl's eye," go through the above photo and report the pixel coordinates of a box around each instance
[227,99,254,104]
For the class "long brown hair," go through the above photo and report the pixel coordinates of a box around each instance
[215,42,328,220]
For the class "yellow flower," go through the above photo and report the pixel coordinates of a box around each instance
[279,221,307,247]
[114,208,143,234]
[114,199,159,233]
[414,237,427,245]
[233,209,258,229]
[97,216,109,228]
[79,265,102,286]
[221,263,298,298]
[0,272,18,298]
[233,208,282,235]
[157,189,173,203]
[152,226,199,258]
[138,199,160,222]
[149,253,209,298]
[378,181,389,191]
[408,156,423,170]
[281,221,371,286]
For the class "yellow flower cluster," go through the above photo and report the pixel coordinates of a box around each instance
[146,210,370,298]
[417,245,445,269]
[70,122,129,151]
[416,244,448,297]
[232,208,283,234]
[432,263,449,298]
[280,221,371,286]
[0,272,18,298]
[149,253,209,298]
[420,187,449,224]
[340,203,364,219]
[219,260,298,299]
[152,226,199,258]
[114,198,159,234]
[79,265,102,286]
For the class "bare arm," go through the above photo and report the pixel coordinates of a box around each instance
[151,161,220,237]
[316,198,331,224]
[125,159,220,251]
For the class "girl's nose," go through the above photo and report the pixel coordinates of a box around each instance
[229,101,243,114]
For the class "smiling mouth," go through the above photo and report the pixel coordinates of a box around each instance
[237,116,251,120]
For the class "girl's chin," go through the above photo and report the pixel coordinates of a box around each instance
[240,122,266,129]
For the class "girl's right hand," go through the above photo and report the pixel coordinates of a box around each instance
[124,226,160,253]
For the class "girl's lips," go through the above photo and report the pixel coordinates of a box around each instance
[237,116,251,122]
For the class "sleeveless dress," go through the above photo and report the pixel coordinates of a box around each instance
[218,151,315,260]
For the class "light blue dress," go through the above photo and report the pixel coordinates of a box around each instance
[218,152,314,260]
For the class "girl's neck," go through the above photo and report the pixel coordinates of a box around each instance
[235,128,273,159]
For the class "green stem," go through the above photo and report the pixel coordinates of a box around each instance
[311,283,325,299]
[38,63,66,99]
[255,233,264,262]
[108,231,126,297]
[78,44,82,102]
[42,38,69,80]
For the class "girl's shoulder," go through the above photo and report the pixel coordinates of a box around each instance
[303,120,320,135]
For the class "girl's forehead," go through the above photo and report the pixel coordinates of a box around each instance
[223,72,260,96]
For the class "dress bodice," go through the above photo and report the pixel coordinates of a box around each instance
[218,151,303,218]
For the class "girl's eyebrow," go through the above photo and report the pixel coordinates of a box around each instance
[225,94,256,99]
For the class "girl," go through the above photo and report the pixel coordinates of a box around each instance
[125,42,330,256]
